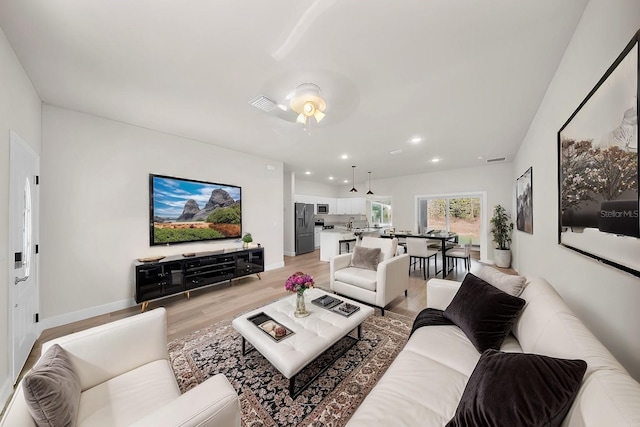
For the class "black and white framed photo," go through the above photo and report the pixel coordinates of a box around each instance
[558,30,639,278]
[516,167,533,234]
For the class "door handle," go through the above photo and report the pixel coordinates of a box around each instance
[15,275,29,285]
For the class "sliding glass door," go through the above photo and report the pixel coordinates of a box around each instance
[419,195,482,246]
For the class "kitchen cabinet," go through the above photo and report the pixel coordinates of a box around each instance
[335,197,367,215]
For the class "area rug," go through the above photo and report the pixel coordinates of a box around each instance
[168,311,412,426]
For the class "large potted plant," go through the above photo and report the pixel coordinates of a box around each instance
[490,205,514,268]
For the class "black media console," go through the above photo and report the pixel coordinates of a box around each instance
[134,247,264,310]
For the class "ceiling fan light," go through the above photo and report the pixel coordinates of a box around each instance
[303,101,315,116]
[296,113,307,124]
[289,83,327,128]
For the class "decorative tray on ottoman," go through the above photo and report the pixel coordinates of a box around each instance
[331,302,361,317]
[247,312,295,342]
[311,295,343,310]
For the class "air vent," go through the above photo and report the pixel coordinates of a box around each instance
[249,95,277,112]
[486,157,506,163]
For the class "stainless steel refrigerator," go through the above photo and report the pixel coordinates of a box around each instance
[295,203,315,255]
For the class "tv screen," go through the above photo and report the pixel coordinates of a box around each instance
[149,174,242,246]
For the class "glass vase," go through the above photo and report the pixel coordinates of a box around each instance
[294,291,309,318]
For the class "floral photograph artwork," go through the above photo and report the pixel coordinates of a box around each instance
[558,30,639,277]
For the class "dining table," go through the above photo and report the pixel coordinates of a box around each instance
[381,230,459,278]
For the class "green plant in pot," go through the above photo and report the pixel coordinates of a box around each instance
[490,205,514,268]
[242,232,253,248]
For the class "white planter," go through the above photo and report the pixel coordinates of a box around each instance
[494,249,512,268]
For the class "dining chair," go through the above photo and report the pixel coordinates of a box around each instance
[445,243,471,271]
[406,237,438,280]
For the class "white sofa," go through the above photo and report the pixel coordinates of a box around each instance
[330,236,409,315]
[347,276,640,426]
[1,307,241,427]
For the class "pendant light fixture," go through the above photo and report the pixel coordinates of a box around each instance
[366,171,374,195]
[349,166,358,193]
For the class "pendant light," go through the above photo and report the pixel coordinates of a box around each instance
[366,171,374,195]
[349,166,358,193]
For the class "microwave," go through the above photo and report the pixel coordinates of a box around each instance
[317,204,329,214]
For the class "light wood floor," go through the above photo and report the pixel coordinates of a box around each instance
[22,248,513,377]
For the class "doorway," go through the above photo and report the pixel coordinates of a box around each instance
[9,130,39,383]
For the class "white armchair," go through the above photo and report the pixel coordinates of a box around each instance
[1,307,240,427]
[330,237,409,315]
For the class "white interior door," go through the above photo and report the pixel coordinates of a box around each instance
[9,130,39,383]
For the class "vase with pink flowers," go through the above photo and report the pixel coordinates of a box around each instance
[285,272,314,317]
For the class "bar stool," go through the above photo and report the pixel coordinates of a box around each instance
[339,238,357,254]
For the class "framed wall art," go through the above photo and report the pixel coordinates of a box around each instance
[516,167,533,234]
[558,29,639,278]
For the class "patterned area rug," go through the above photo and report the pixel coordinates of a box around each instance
[168,311,412,426]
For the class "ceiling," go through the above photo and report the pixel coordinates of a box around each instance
[0,0,589,187]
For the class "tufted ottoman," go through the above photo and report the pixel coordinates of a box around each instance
[232,288,374,397]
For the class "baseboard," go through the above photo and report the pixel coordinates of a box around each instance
[0,375,13,415]
[265,261,285,271]
[283,250,296,257]
[479,259,494,265]
[38,298,136,334]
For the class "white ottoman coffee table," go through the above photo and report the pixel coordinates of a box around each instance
[232,288,374,398]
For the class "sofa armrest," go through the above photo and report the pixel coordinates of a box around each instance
[330,253,353,291]
[130,374,240,427]
[426,279,461,310]
[42,307,169,391]
[376,254,410,307]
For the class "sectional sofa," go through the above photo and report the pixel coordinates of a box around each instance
[347,270,640,426]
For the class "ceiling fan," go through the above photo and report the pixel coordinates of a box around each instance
[249,83,327,129]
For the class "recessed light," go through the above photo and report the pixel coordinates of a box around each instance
[390,149,404,155]
[431,158,440,163]
[341,154,348,159]
[410,137,422,143]
[329,176,334,180]
[477,156,484,160]
[305,171,311,175]
[344,180,349,183]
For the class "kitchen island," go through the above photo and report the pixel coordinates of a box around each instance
[320,229,356,262]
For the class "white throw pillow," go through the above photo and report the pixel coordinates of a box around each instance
[476,266,526,297]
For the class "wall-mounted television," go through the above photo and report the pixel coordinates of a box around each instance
[149,174,242,246]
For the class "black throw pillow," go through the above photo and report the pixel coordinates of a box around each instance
[446,349,587,427]
[443,273,525,353]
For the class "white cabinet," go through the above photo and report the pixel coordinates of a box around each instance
[350,198,367,215]
[314,226,322,249]
[336,198,348,214]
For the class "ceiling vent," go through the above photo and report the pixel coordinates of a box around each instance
[249,95,277,112]
[486,157,506,163]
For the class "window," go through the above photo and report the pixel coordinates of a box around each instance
[371,198,392,226]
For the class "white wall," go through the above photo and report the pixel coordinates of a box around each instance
[40,105,284,326]
[283,169,295,256]
[295,178,340,198]
[0,27,41,406]
[512,0,640,379]
[371,162,514,261]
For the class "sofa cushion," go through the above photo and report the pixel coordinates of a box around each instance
[22,344,81,427]
[476,265,526,296]
[443,273,525,353]
[334,267,377,291]
[446,349,587,427]
[350,246,381,271]
[77,359,180,426]
[360,236,397,261]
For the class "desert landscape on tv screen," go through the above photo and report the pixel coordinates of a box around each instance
[151,176,241,244]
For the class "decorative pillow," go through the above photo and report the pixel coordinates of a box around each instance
[23,344,81,427]
[443,273,525,353]
[350,246,382,271]
[476,265,527,296]
[446,349,587,427]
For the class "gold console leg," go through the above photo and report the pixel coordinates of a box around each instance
[141,301,149,312]
[185,291,190,299]
[257,273,261,280]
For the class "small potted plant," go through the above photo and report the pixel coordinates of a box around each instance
[241,232,253,249]
[490,205,514,268]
